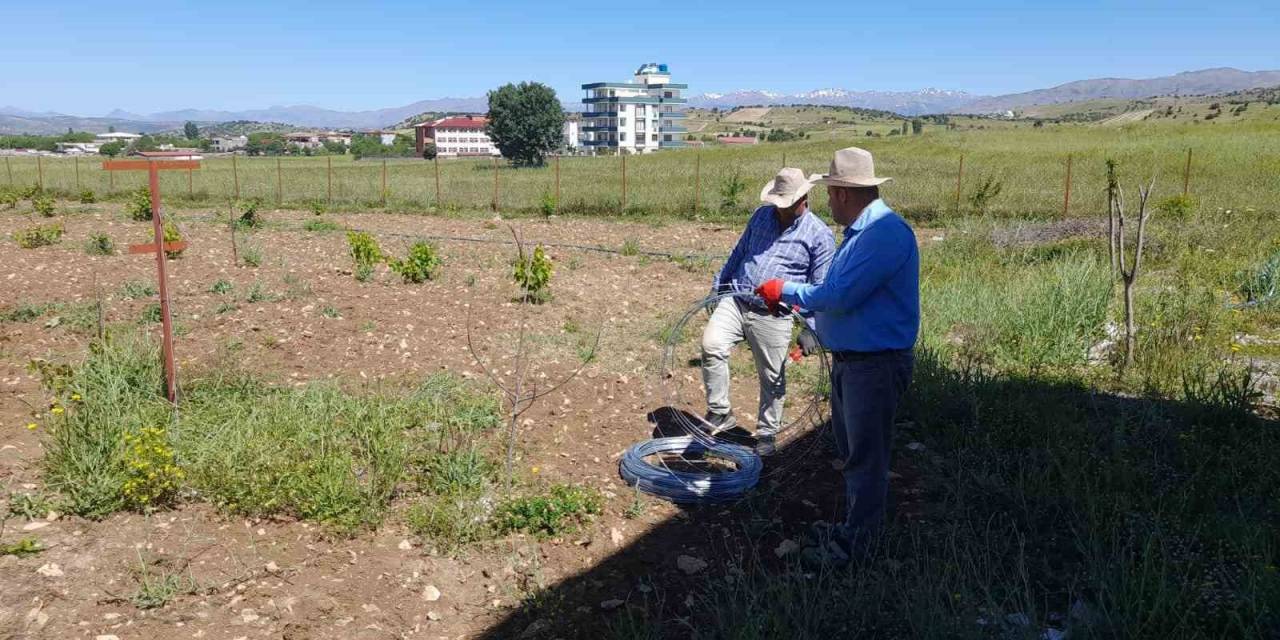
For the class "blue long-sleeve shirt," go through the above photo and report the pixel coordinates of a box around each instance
[780,199,919,352]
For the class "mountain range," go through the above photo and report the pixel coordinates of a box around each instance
[3,67,1278,135]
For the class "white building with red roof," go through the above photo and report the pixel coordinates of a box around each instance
[414,115,500,158]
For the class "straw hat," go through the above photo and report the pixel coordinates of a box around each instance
[813,147,892,188]
[760,167,818,208]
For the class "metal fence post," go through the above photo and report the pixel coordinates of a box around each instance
[554,154,560,209]
[1062,153,1072,218]
[381,159,388,206]
[276,158,283,204]
[75,156,80,191]
[621,152,627,212]
[4,156,11,185]
[433,155,441,207]
[1183,148,1192,198]
[491,157,499,212]
[232,154,240,200]
[327,155,333,204]
[954,154,964,212]
[694,151,701,214]
[36,155,44,190]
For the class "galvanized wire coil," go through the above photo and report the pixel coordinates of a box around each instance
[619,436,763,503]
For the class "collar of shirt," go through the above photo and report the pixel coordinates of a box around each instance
[844,198,891,239]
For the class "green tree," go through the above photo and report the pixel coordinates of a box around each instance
[183,122,199,139]
[99,141,125,157]
[134,134,159,152]
[911,119,923,134]
[422,142,437,160]
[485,82,564,167]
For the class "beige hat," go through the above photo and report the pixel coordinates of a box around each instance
[760,167,818,208]
[814,147,892,187]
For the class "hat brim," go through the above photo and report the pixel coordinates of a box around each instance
[759,176,817,208]
[813,174,892,188]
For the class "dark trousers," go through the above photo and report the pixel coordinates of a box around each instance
[830,350,914,547]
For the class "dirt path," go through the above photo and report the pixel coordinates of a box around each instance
[0,204,931,639]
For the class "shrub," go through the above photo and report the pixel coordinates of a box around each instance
[968,176,1004,214]
[539,192,557,218]
[1239,250,1280,306]
[32,193,55,217]
[161,220,184,258]
[1156,194,1196,218]
[120,426,184,511]
[79,189,96,204]
[620,238,641,256]
[307,200,326,216]
[208,279,233,295]
[236,197,264,227]
[18,184,40,199]
[719,172,748,213]
[0,187,18,208]
[13,223,64,248]
[347,231,383,281]
[85,233,115,255]
[389,241,442,283]
[494,484,602,538]
[126,187,152,220]
[513,244,553,302]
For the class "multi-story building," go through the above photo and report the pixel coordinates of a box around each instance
[580,63,687,154]
[413,115,501,158]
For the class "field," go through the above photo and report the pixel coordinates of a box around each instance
[6,112,1279,225]
[2,115,1280,639]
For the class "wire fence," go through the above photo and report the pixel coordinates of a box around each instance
[0,140,1229,223]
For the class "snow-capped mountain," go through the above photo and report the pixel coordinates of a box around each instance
[686,87,982,115]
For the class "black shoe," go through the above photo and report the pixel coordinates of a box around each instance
[699,411,737,435]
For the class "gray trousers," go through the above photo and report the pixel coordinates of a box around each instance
[831,350,914,547]
[700,298,793,437]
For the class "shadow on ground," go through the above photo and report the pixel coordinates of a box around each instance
[477,353,1280,639]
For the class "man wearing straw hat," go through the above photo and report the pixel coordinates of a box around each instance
[756,147,919,558]
[701,167,835,455]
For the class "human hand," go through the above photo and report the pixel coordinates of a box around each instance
[755,279,784,313]
[797,329,821,357]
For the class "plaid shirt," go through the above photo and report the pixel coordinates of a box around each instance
[715,205,836,295]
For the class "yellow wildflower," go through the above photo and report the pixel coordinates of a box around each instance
[51,407,64,415]
[26,422,38,430]
[71,393,82,402]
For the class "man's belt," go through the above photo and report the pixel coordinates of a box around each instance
[829,349,911,362]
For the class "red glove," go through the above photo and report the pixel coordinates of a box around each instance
[755,279,785,313]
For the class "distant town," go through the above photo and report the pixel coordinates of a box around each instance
[1,63,691,161]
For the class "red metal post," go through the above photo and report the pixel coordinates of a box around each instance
[433,155,441,206]
[1183,148,1192,198]
[148,162,178,404]
[1062,153,1072,219]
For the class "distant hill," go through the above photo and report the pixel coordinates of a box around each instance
[687,88,978,116]
[955,67,1280,114]
[0,109,176,135]
[104,98,491,130]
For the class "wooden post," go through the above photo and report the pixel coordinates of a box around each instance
[554,154,560,208]
[621,153,627,212]
[954,154,965,212]
[782,152,787,167]
[75,156,80,190]
[276,158,283,204]
[381,159,387,206]
[1062,153,1072,219]
[230,203,238,266]
[232,154,240,200]
[147,166,177,404]
[491,157,499,212]
[36,155,43,190]
[187,167,193,198]
[694,151,701,214]
[433,155,441,207]
[327,155,333,204]
[1182,148,1192,198]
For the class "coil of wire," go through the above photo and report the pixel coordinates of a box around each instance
[619,436,763,503]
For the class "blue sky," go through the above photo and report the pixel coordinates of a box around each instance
[2,0,1277,115]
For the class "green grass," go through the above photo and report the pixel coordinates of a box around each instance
[4,116,1276,222]
[39,333,501,533]
[494,484,603,539]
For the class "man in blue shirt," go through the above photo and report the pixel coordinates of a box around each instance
[757,147,919,557]
[703,168,835,455]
